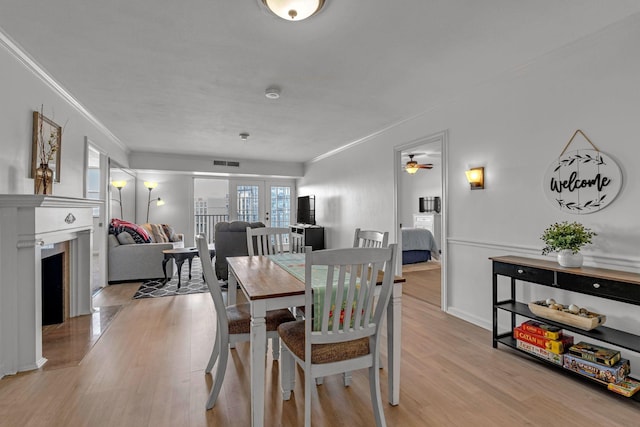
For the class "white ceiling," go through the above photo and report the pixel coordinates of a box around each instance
[2,1,640,163]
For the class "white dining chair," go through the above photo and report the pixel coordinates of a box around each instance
[196,235,296,409]
[246,226,293,256]
[278,244,398,427]
[353,228,389,249]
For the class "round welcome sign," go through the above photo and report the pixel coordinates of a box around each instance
[543,149,622,214]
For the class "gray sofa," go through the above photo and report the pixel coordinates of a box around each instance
[107,224,184,284]
[214,221,265,281]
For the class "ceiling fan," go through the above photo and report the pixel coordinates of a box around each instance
[404,154,433,174]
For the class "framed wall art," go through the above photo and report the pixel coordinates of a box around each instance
[31,109,62,184]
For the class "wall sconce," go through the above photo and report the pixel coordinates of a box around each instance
[465,167,484,190]
[144,181,164,222]
[111,180,127,218]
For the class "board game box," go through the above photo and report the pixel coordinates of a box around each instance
[520,320,562,340]
[608,378,640,397]
[563,353,630,384]
[516,339,563,365]
[513,326,574,354]
[568,341,621,367]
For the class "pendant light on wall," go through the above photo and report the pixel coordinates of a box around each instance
[262,0,325,21]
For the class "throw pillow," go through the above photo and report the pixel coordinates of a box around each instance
[116,232,136,245]
[109,218,152,243]
[140,223,155,242]
[162,224,179,242]
[150,223,169,243]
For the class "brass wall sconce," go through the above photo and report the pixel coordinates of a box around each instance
[465,167,484,190]
[111,180,127,218]
[144,181,164,222]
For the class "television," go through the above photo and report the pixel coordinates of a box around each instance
[296,195,316,225]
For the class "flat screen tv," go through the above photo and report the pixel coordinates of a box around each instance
[296,195,316,225]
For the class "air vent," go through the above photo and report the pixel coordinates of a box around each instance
[213,160,240,168]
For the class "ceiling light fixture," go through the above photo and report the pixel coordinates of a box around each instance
[239,132,250,141]
[262,0,325,21]
[265,87,280,99]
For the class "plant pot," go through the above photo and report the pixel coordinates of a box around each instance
[34,163,53,195]
[557,250,583,268]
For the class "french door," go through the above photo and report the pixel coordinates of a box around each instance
[229,179,295,227]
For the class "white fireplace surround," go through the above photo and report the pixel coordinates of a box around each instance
[0,195,100,378]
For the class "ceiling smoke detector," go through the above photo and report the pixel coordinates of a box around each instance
[239,132,250,141]
[265,87,280,99]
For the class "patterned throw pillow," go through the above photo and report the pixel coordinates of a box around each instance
[150,223,169,243]
[109,219,152,243]
[162,224,179,242]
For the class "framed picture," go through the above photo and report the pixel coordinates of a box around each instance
[31,110,62,182]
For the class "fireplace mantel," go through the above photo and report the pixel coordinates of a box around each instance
[0,195,100,378]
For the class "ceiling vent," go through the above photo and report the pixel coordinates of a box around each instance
[213,160,240,168]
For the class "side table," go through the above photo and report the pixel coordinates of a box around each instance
[162,245,215,288]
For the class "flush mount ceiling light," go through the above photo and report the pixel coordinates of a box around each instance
[262,0,326,21]
[239,132,250,141]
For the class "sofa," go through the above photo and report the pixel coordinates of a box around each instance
[108,219,184,284]
[214,221,265,281]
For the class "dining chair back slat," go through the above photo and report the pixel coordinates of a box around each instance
[246,226,292,256]
[353,228,389,248]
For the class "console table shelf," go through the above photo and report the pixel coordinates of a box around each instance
[491,255,640,402]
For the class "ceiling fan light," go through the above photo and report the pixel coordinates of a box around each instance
[263,0,325,21]
[405,164,419,174]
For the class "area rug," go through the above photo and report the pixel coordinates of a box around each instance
[133,258,209,299]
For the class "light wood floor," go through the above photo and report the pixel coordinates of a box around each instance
[402,263,441,307]
[0,281,637,426]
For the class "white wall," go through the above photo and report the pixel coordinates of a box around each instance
[0,39,129,196]
[299,16,640,372]
[135,172,194,245]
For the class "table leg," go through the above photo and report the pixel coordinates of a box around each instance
[250,300,267,427]
[387,282,402,406]
[228,273,237,306]
[187,256,194,279]
[175,258,185,288]
[162,256,170,283]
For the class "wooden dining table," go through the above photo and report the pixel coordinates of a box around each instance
[227,253,405,427]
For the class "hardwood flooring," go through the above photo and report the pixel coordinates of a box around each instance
[401,267,441,307]
[0,281,637,426]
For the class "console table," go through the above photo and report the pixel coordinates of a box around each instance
[491,255,640,401]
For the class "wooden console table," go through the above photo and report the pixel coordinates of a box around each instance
[491,255,640,401]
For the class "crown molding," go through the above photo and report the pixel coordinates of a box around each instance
[0,26,129,153]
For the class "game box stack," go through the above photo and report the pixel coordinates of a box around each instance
[563,341,638,396]
[514,320,574,355]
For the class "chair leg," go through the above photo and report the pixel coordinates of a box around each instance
[343,371,352,387]
[368,362,386,427]
[206,327,221,373]
[271,336,280,360]
[304,368,312,427]
[206,345,229,409]
[280,346,294,400]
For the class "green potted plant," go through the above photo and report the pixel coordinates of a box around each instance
[541,221,596,267]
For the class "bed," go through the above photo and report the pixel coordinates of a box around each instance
[401,227,440,264]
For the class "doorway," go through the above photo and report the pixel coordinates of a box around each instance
[394,130,448,309]
[229,179,295,227]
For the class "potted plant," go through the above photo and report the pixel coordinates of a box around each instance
[541,221,596,267]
